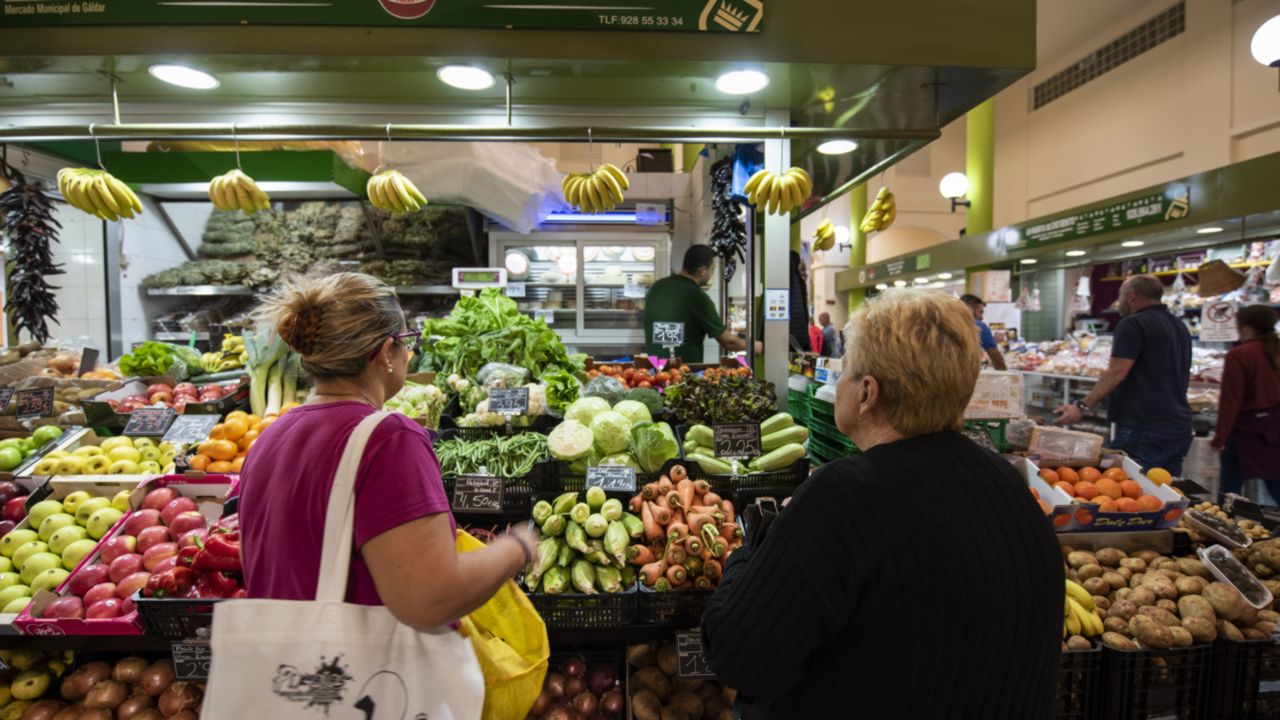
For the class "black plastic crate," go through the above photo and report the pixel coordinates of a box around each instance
[442,461,553,525]
[437,416,556,439]
[1207,639,1280,720]
[1100,644,1212,720]
[527,584,638,629]
[1058,646,1102,719]
[551,457,715,494]
[132,593,224,639]
[636,585,712,628]
[675,425,810,492]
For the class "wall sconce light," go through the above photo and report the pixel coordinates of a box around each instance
[939,172,971,213]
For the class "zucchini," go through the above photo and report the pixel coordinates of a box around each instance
[748,443,807,473]
[759,412,794,436]
[683,440,700,455]
[688,452,735,475]
[762,425,810,452]
[687,424,715,447]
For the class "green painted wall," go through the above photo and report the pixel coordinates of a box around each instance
[965,99,994,237]
[848,183,868,309]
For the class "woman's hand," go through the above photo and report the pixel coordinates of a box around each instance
[501,524,541,568]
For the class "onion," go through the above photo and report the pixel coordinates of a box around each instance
[16,699,62,720]
[564,676,586,698]
[139,660,176,697]
[586,665,616,696]
[84,680,128,710]
[157,681,202,717]
[544,707,576,720]
[79,661,112,689]
[572,691,598,716]
[531,689,553,715]
[561,656,586,678]
[78,708,113,720]
[113,656,150,685]
[545,671,566,698]
[50,705,83,720]
[115,692,154,720]
[59,673,86,702]
[600,689,624,718]
[169,712,199,720]
[130,711,165,720]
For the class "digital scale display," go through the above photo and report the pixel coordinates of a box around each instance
[452,268,508,290]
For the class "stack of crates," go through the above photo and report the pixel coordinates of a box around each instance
[805,383,857,465]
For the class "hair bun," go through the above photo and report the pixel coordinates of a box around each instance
[279,305,324,355]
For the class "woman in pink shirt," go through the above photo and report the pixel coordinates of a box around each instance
[239,272,538,630]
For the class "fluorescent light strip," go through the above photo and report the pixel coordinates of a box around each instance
[545,212,640,223]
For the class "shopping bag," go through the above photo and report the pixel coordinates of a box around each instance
[456,530,549,720]
[203,412,485,720]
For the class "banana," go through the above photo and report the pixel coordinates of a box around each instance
[596,169,625,205]
[1064,580,1095,611]
[92,176,121,218]
[111,176,143,214]
[754,175,773,210]
[743,168,770,197]
[58,168,147,222]
[400,173,428,208]
[1065,607,1082,636]
[600,163,630,191]
[562,175,581,208]
[787,168,813,197]
[367,175,387,211]
[783,174,805,211]
[583,175,606,213]
[877,186,889,200]
[388,172,418,212]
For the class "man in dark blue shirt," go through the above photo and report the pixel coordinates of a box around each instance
[1054,275,1193,475]
[961,294,1007,370]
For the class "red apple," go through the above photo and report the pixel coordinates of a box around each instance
[0,521,16,537]
[160,497,198,525]
[43,596,84,620]
[168,512,206,537]
[174,383,196,394]
[106,399,120,410]
[116,571,150,599]
[124,395,149,406]
[86,597,124,619]
[199,383,224,396]
[146,383,173,396]
[121,509,162,537]
[172,400,188,415]
[136,526,172,554]
[176,528,206,550]
[98,535,138,564]
[149,391,173,404]
[1,497,26,524]
[68,563,111,597]
[0,482,22,505]
[141,542,177,571]
[119,597,136,615]
[150,556,177,575]
[142,488,179,513]
[83,583,117,608]
[108,554,144,583]
[116,402,138,414]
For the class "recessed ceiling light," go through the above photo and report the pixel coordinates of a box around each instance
[715,70,769,95]
[1122,240,1145,248]
[937,273,953,280]
[893,280,907,288]
[437,65,495,91]
[1065,250,1087,257]
[1196,227,1224,234]
[875,283,889,290]
[1020,258,1038,265]
[148,64,219,90]
[817,140,858,155]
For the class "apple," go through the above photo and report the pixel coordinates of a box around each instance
[83,582,117,607]
[168,512,206,537]
[122,509,162,537]
[107,460,140,475]
[86,597,124,619]
[150,556,177,574]
[146,383,173,396]
[31,425,63,447]
[141,488,178,512]
[0,499,23,524]
[136,526,171,554]
[111,490,133,513]
[3,597,30,614]
[20,552,62,585]
[86,508,125,539]
[60,539,98,571]
[160,497,198,525]
[99,437,132,453]
[0,557,11,573]
[132,437,156,449]
[27,500,65,529]
[0,529,38,558]
[107,553,143,583]
[138,461,163,475]
[142,542,177,571]
[106,399,120,411]
[43,596,83,620]
[82,456,112,474]
[0,448,21,473]
[171,400,188,415]
[0,572,20,591]
[0,521,15,539]
[60,490,93,515]
[54,456,85,475]
[68,563,110,596]
[37,512,76,541]
[98,535,137,563]
[107,446,142,464]
[0,585,30,609]
[116,401,139,414]
[149,391,173,405]
[176,528,207,551]
[119,597,136,615]
[115,571,150,599]
[123,395,149,406]
[72,446,104,458]
[174,382,196,394]
[47,525,88,555]
[139,446,162,463]
[74,497,111,525]
[30,567,69,594]
[11,541,49,569]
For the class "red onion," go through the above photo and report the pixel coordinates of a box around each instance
[600,689,624,718]
[561,656,586,678]
[572,691,598,716]
[564,676,586,698]
[586,665,616,696]
[531,688,552,715]
[545,671,566,698]
[544,707,576,720]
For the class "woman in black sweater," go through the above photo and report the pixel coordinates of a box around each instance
[702,290,1063,719]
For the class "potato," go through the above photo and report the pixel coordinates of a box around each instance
[1068,551,1099,569]
[1255,546,1280,573]
[704,697,725,718]
[1238,603,1260,628]
[1254,564,1275,580]
[1177,557,1214,580]
[628,643,658,669]
[1182,616,1218,643]
[1178,595,1217,622]
[1096,548,1127,567]
[1157,599,1180,616]
[1076,564,1103,580]
[1083,577,1111,596]
[1102,631,1137,650]
[1175,576,1206,597]
[1150,582,1180,601]
[1155,569,1183,582]
[1066,635,1092,651]
[671,678,704,693]
[1061,545,1077,558]
[1108,600,1138,621]
[1205,582,1246,622]
[1093,595,1112,612]
[1130,615,1174,649]
[1152,557,1180,571]
[1128,588,1157,607]
[1256,621,1278,635]
[1217,620,1246,642]
[1116,567,1133,581]
[657,643,679,677]
[1133,550,1160,563]
[1243,627,1270,640]
[1120,558,1149,573]
[1260,610,1280,624]
[1105,617,1130,634]
[1265,579,1280,599]
[1129,574,1146,589]
[634,667,671,700]
[669,691,704,720]
[632,689,663,720]
[1101,572,1128,591]
[1138,606,1181,627]
[1116,588,1134,602]
[659,708,690,720]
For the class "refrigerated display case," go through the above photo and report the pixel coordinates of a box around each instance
[490,230,670,352]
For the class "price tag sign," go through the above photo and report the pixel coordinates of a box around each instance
[452,476,504,514]
[505,282,526,299]
[653,321,685,348]
[13,388,53,419]
[1227,496,1268,524]
[123,407,177,437]
[1173,479,1212,497]
[163,414,221,446]
[171,639,212,681]
[0,388,13,413]
[488,387,530,417]
[676,630,715,678]
[713,423,761,460]
[962,428,998,452]
[77,348,99,377]
[586,465,637,492]
[623,282,646,299]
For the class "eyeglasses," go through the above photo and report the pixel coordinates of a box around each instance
[369,331,423,361]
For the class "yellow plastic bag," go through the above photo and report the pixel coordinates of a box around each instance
[456,529,550,720]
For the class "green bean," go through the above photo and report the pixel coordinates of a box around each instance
[434,432,548,482]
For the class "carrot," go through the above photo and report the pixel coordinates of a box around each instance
[641,482,660,501]
[687,512,714,535]
[720,522,742,542]
[670,464,688,482]
[684,535,703,556]
[699,546,713,561]
[657,476,673,494]
[704,559,723,580]
[629,495,643,513]
[668,510,686,528]
[692,479,711,497]
[720,500,735,518]
[653,493,669,509]
[631,545,657,566]
[666,564,688,585]
[676,478,695,511]
[648,501,672,526]
[667,522,689,541]
[665,490,683,510]
[703,492,723,506]
[684,556,703,576]
[640,561,664,586]
[694,575,714,590]
[641,502,663,542]
[654,577,671,591]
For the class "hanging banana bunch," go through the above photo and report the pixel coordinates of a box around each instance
[56,168,143,221]
[743,167,812,215]
[209,168,271,215]
[859,186,897,233]
[813,219,837,251]
[562,163,629,214]
[367,169,428,214]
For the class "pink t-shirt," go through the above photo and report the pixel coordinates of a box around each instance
[239,402,453,605]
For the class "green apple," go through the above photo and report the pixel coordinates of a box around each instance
[42,450,67,460]
[0,530,38,558]
[2,597,30,614]
[37,513,75,541]
[82,456,112,474]
[10,542,47,569]
[0,556,13,573]
[72,446,103,457]
[98,437,132,453]
[111,490,132,513]
[158,441,175,454]
[131,437,156,449]
[0,447,22,472]
[86,508,124,540]
[20,552,61,585]
[0,572,20,591]
[47,526,88,555]
[27,500,66,529]
[138,461,162,475]
[107,446,142,464]
[18,438,36,453]
[31,425,62,447]
[30,568,68,595]
[0,584,30,609]
[107,460,139,475]
[60,491,92,516]
[159,452,176,466]
[59,539,97,571]
[0,439,23,450]
[139,446,162,463]
[74,497,111,525]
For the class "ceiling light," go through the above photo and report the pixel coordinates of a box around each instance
[834,226,850,245]
[914,277,929,284]
[437,65,495,91]
[1020,258,1038,265]
[1065,250,1087,257]
[817,140,858,155]
[715,70,769,95]
[1252,15,1280,66]
[894,280,907,288]
[937,273,953,280]
[1196,227,1224,234]
[938,172,970,200]
[1122,240,1145,248]
[148,64,219,90]
[875,283,889,290]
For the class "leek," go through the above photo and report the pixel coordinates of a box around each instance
[265,360,284,416]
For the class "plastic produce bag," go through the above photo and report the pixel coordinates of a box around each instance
[582,375,627,406]
[476,362,530,389]
[1265,241,1280,287]
[1005,418,1037,450]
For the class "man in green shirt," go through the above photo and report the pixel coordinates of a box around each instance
[643,245,749,362]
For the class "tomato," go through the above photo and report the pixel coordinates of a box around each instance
[657,372,671,383]
[623,369,635,382]
[602,366,616,376]
[669,370,681,382]
[587,370,600,379]
[639,381,652,388]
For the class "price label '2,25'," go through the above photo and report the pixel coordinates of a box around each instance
[713,423,761,460]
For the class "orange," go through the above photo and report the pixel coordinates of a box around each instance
[232,456,245,473]
[245,414,262,428]
[1136,495,1163,512]
[1030,487,1041,500]
[189,454,211,471]
[207,460,235,473]
[208,424,229,441]
[1057,467,1080,484]
[1054,481,1076,497]
[206,439,239,462]
[1097,498,1118,513]
[255,416,277,433]
[1053,513,1072,528]
[222,417,249,441]
[1096,478,1123,500]
[280,402,301,414]
[1078,467,1102,484]
[1075,481,1100,500]
[1119,480,1142,499]
[1039,469,1060,484]
[1147,468,1173,486]
[1103,467,1128,482]
[1038,499,1052,515]
[244,436,259,452]
[1115,497,1141,512]
[226,410,249,422]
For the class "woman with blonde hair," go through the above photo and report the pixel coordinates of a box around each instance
[238,272,538,629]
[702,289,1062,719]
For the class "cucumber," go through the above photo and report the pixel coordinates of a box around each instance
[688,452,735,475]
[748,443,807,473]
[687,424,715,447]
[762,425,810,452]
[759,412,794,436]
[683,440,700,455]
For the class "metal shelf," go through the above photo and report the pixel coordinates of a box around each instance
[393,285,458,296]
[145,285,256,297]
[154,331,211,342]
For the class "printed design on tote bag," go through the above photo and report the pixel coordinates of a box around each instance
[352,669,424,719]
[271,655,355,714]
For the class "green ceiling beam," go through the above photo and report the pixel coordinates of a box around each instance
[103,150,369,195]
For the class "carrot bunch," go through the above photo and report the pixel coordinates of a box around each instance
[627,463,742,591]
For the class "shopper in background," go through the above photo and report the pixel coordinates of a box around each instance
[239,272,538,631]
[643,245,755,362]
[1054,274,1194,476]
[960,293,1008,370]
[1212,304,1280,500]
[819,311,842,357]
[702,289,1062,719]
[807,318,823,357]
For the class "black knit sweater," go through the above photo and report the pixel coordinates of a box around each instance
[702,431,1063,719]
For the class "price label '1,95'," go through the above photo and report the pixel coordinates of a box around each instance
[653,322,685,347]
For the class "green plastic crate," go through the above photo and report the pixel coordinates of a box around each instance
[812,423,856,455]
[808,434,852,465]
[787,388,810,425]
[963,418,1011,453]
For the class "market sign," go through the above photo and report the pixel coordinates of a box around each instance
[1011,190,1190,249]
[0,0,764,32]
[1200,301,1239,343]
[857,252,931,285]
[451,476,504,514]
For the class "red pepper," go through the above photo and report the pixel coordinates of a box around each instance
[176,544,201,568]
[203,528,240,559]
[145,567,197,598]
[192,571,240,598]
[228,587,248,599]
[192,550,241,573]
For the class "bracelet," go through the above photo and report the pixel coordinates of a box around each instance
[508,535,534,568]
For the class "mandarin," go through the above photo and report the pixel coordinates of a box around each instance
[1055,481,1076,497]
[1096,478,1123,500]
[189,454,211,471]
[1075,481,1100,500]
[1097,498,1118,513]
[206,439,238,462]
[1119,480,1142,499]
[1078,467,1102,483]
[222,417,249,440]
[207,460,235,473]
[1103,467,1128,481]
[1115,497,1141,512]
[225,410,249,422]
[1137,495,1163,512]
[1039,469,1060,484]
[1057,467,1080,484]
[232,456,245,473]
